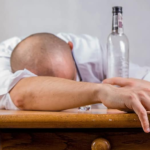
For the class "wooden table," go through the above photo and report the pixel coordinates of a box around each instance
[0,108,150,150]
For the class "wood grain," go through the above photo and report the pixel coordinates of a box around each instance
[0,109,149,129]
[1,129,150,150]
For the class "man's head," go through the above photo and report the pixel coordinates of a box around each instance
[11,33,76,80]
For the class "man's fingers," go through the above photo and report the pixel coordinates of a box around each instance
[103,77,131,87]
[132,101,150,133]
[139,93,150,111]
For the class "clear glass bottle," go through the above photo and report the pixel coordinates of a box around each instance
[79,105,91,111]
[107,6,129,78]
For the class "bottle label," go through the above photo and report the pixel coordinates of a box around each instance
[112,13,123,34]
[118,13,123,34]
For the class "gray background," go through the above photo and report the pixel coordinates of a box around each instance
[0,0,149,66]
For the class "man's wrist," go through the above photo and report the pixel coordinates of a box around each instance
[91,83,104,104]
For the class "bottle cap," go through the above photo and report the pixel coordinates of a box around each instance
[112,6,122,14]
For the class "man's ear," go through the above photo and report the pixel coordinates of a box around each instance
[68,41,73,51]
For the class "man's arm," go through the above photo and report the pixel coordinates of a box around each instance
[10,76,102,111]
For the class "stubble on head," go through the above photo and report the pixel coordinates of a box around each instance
[11,33,77,80]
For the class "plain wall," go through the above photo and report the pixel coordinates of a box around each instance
[0,0,150,66]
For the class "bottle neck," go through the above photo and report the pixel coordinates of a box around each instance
[112,13,124,34]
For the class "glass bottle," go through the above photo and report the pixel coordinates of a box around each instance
[107,6,129,78]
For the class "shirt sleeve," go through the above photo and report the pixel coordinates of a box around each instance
[0,37,36,110]
[129,62,150,82]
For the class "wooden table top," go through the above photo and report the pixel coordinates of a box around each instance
[0,108,149,129]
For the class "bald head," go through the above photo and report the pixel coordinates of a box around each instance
[11,33,76,80]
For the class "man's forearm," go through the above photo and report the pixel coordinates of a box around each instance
[10,77,102,110]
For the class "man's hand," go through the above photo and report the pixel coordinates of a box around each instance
[102,78,150,133]
[103,77,150,90]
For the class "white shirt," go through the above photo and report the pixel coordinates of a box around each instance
[0,33,150,110]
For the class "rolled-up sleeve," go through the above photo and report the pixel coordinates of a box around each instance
[0,37,36,110]
[0,69,36,110]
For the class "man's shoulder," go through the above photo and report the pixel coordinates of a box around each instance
[56,33,103,82]
[56,32,99,44]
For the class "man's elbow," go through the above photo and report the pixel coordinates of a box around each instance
[12,95,25,109]
[9,79,30,110]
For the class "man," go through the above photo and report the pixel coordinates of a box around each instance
[1,32,150,133]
